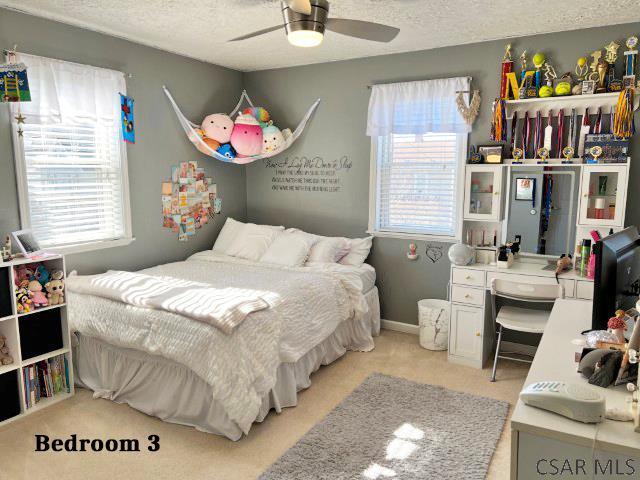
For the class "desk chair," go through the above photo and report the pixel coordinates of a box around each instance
[490,278,564,382]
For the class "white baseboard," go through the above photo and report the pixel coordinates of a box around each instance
[381,319,419,335]
[381,320,537,356]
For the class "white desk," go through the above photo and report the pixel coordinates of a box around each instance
[510,299,640,479]
[448,257,594,368]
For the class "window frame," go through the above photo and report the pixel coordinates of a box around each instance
[11,115,134,255]
[367,132,468,242]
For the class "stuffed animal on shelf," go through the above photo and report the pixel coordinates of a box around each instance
[16,287,31,313]
[28,280,48,308]
[230,113,263,157]
[14,266,33,286]
[242,106,270,126]
[45,278,64,305]
[217,143,236,160]
[32,264,50,287]
[0,335,13,365]
[201,113,234,144]
[261,123,287,154]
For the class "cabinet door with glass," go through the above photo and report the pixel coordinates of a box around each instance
[578,165,628,227]
[463,165,503,221]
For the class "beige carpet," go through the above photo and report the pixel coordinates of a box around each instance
[0,330,528,480]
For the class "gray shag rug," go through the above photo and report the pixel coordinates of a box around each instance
[259,373,509,480]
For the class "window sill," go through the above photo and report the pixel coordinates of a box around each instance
[47,237,136,256]
[367,230,459,243]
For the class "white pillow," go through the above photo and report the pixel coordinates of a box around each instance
[340,236,373,266]
[260,232,315,267]
[225,223,283,261]
[307,236,350,264]
[212,217,244,254]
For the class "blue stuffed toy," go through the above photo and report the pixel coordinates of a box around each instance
[31,265,50,286]
[217,143,236,160]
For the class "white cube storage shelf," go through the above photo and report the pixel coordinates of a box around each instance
[0,255,73,426]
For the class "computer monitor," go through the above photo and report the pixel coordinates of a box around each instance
[592,226,640,331]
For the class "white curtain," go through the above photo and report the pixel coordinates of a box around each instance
[366,77,471,136]
[12,53,124,124]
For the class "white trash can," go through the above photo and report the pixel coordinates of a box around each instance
[418,299,450,351]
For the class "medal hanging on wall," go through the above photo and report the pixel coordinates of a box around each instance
[510,112,518,155]
[578,109,591,157]
[556,110,565,158]
[522,112,530,159]
[594,107,602,135]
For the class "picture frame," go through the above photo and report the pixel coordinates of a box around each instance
[477,144,504,164]
[581,79,596,95]
[11,229,42,257]
[515,177,536,201]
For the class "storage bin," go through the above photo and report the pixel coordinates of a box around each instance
[418,299,449,351]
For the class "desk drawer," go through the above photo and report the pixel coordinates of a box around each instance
[486,271,575,298]
[451,268,485,287]
[576,280,593,300]
[451,285,484,306]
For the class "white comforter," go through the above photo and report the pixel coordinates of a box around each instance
[68,251,372,434]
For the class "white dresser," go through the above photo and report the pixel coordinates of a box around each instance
[448,257,593,369]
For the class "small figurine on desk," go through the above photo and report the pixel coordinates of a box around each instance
[608,310,628,344]
[555,254,573,284]
[407,243,419,261]
[0,235,12,262]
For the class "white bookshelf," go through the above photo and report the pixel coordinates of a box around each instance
[0,254,74,427]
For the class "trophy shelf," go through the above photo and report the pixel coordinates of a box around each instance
[501,157,629,166]
[505,92,639,118]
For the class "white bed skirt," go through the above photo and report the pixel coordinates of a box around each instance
[74,287,380,441]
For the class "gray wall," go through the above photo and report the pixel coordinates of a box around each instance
[244,22,640,325]
[0,8,247,274]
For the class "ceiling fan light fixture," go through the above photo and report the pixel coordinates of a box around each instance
[287,29,324,47]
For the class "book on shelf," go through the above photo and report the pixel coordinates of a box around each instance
[22,354,70,409]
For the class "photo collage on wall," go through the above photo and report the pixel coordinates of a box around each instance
[161,161,222,241]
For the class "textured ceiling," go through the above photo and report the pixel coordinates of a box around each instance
[2,0,640,72]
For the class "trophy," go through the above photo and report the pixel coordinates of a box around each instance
[588,145,603,164]
[595,59,609,94]
[624,36,638,89]
[537,147,550,164]
[500,44,514,99]
[512,147,524,164]
[561,146,575,164]
[583,50,602,94]
[573,57,588,95]
[533,52,546,90]
[604,41,623,92]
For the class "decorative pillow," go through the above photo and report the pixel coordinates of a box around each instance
[306,236,350,264]
[225,223,283,261]
[339,236,373,266]
[260,231,315,267]
[212,217,244,254]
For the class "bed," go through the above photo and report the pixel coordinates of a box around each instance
[67,250,379,440]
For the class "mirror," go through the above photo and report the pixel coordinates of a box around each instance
[505,167,579,257]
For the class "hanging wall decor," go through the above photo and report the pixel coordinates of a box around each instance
[456,89,481,125]
[161,161,221,242]
[164,86,320,165]
[0,62,30,103]
[120,94,135,144]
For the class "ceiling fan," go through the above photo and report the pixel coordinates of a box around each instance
[229,0,400,48]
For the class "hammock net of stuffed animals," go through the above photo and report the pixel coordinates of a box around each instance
[163,86,321,165]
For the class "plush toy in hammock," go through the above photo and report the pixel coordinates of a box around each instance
[261,123,293,154]
[243,107,270,125]
[201,113,234,144]
[217,143,236,159]
[231,113,263,157]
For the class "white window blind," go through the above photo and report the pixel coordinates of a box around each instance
[374,133,463,237]
[19,122,126,247]
[11,53,131,251]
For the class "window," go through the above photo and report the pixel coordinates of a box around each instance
[11,53,132,252]
[372,132,466,238]
[367,78,470,240]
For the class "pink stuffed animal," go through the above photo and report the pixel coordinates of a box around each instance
[28,280,48,308]
[230,113,263,156]
[201,113,234,144]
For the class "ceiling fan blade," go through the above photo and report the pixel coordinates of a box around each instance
[325,18,399,43]
[228,25,283,42]
[283,0,312,15]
